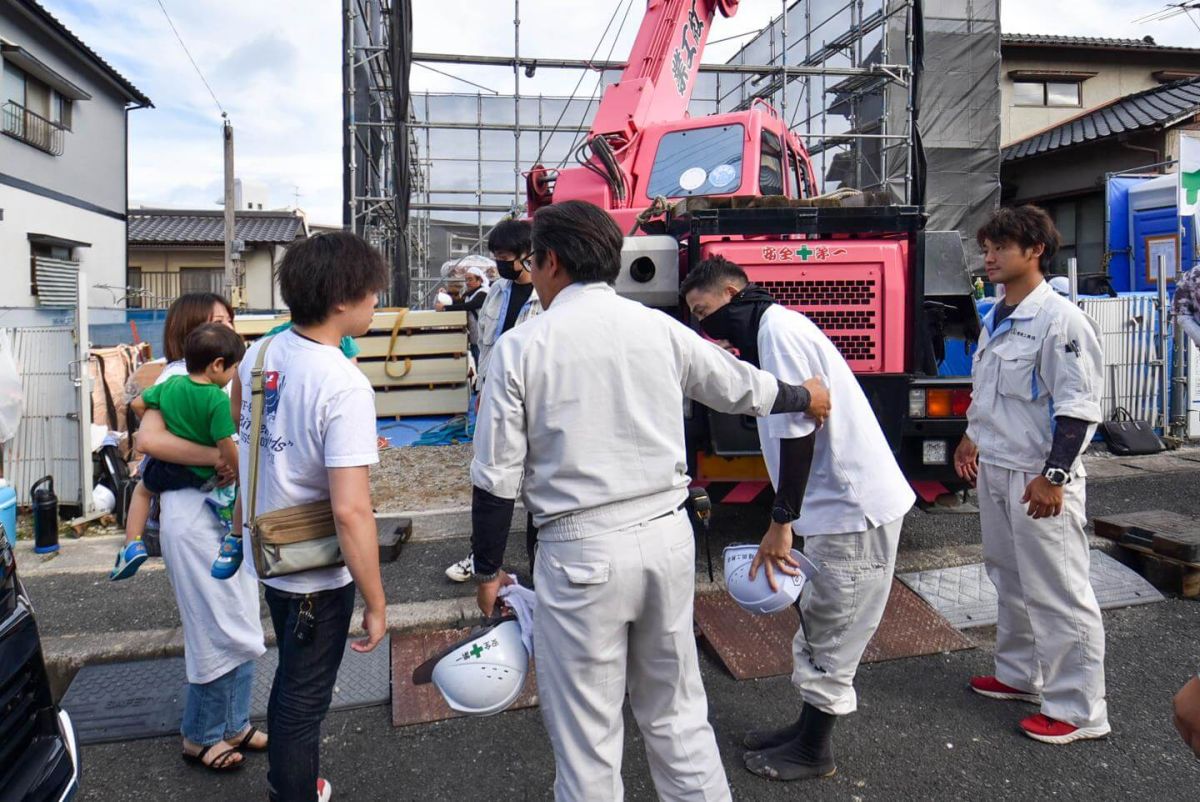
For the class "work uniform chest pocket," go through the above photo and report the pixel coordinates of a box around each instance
[996,353,1037,401]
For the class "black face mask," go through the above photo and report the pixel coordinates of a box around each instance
[494,259,519,281]
[698,284,776,367]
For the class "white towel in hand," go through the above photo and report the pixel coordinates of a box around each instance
[499,577,538,656]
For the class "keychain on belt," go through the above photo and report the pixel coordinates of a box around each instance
[295,595,316,644]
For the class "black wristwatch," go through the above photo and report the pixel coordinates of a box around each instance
[1041,466,1070,487]
[771,506,795,525]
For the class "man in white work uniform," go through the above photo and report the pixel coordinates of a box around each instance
[954,205,1109,745]
[470,200,831,802]
[682,256,914,782]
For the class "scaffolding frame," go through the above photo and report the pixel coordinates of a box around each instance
[356,0,920,305]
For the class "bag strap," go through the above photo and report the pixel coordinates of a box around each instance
[384,308,414,379]
[1110,406,1132,422]
[247,336,274,527]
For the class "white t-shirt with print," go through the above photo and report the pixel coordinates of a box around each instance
[756,305,914,536]
[237,329,379,594]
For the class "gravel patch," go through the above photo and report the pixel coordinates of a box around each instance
[372,443,473,512]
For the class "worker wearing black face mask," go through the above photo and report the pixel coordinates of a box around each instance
[683,256,914,784]
[445,218,544,586]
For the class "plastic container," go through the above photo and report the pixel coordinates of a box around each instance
[31,475,59,554]
[0,479,16,545]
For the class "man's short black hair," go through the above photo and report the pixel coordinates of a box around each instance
[680,255,750,298]
[487,219,532,256]
[184,323,246,373]
[278,231,389,326]
[531,200,622,284]
[976,205,1060,273]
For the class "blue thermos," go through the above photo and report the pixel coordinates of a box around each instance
[0,479,16,546]
[31,475,59,554]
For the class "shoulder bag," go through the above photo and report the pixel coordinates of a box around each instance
[247,336,345,577]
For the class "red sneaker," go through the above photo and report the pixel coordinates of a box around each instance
[316,778,333,802]
[1020,713,1111,745]
[969,676,1041,704]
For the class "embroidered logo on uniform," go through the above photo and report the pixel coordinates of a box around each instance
[1011,329,1038,341]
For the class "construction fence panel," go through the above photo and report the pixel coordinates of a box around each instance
[1080,295,1162,425]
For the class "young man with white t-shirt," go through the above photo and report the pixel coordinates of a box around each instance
[683,256,915,783]
[234,232,389,802]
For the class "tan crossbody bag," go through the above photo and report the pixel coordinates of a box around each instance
[247,336,344,578]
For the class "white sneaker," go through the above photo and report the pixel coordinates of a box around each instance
[445,554,474,583]
[317,778,332,802]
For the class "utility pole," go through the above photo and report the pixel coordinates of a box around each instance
[222,114,243,307]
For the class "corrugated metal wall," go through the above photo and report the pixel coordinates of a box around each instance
[1,326,82,506]
[1081,296,1162,424]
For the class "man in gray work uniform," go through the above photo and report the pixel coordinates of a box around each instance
[470,200,831,801]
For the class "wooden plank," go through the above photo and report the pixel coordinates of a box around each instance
[235,309,466,337]
[375,386,468,417]
[357,357,468,388]
[354,332,468,359]
[1093,510,1200,544]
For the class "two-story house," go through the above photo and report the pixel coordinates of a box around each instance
[0,0,150,325]
[999,34,1200,275]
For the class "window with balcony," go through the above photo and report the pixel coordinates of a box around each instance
[2,57,75,155]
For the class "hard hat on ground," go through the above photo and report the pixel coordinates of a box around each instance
[723,543,816,615]
[413,616,529,716]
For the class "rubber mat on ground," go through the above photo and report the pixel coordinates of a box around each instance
[61,636,391,745]
[694,579,973,681]
[898,550,1164,629]
[391,628,539,728]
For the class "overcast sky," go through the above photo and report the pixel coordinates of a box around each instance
[40,0,1200,225]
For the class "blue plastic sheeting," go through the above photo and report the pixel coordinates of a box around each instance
[377,416,452,448]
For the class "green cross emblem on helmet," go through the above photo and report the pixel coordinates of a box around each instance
[470,644,484,659]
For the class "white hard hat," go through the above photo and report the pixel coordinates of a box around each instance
[427,619,529,716]
[723,544,814,615]
[1049,276,1071,296]
[435,291,453,306]
[92,483,116,514]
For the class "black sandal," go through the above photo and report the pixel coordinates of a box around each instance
[231,725,268,752]
[182,743,244,771]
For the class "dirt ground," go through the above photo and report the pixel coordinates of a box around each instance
[371,443,473,512]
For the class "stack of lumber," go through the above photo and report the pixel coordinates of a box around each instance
[235,310,470,418]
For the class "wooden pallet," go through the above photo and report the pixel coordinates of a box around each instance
[234,310,470,417]
[1092,510,1200,598]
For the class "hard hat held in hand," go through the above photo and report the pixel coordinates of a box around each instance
[423,618,529,716]
[723,544,818,615]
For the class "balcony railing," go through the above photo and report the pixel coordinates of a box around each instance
[127,270,225,309]
[2,101,65,156]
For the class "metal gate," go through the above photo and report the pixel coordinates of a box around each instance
[1080,295,1163,425]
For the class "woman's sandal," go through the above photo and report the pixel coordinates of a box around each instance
[181,742,244,772]
[230,725,268,752]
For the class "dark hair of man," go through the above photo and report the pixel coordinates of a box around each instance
[680,255,750,298]
[976,205,1060,273]
[277,231,389,326]
[531,200,623,284]
[163,293,234,363]
[184,323,246,374]
[487,218,532,256]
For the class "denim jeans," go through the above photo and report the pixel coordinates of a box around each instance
[180,659,254,747]
[265,582,355,802]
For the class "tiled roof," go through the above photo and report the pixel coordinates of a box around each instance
[17,1,152,106]
[129,211,304,245]
[1002,33,1200,53]
[1002,77,1200,162]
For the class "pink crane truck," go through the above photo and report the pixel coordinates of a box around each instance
[523,0,980,502]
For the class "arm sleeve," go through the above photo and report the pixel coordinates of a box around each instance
[323,385,381,468]
[208,390,238,441]
[470,486,516,576]
[773,433,816,521]
[1039,310,1103,424]
[1044,416,1090,472]
[140,382,162,410]
[770,382,811,415]
[470,337,528,500]
[445,291,488,312]
[670,321,779,416]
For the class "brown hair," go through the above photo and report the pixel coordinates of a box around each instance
[976,205,1060,273]
[163,293,234,362]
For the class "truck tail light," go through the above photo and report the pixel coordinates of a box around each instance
[909,388,972,418]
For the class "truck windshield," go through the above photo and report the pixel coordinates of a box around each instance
[646,124,745,198]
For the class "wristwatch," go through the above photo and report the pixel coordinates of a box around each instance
[1041,466,1070,486]
[771,506,796,525]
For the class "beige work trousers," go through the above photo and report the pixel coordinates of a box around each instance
[533,508,731,802]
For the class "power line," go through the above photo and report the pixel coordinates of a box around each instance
[559,0,637,169]
[154,0,225,117]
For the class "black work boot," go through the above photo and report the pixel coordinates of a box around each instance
[743,702,837,781]
[742,705,808,752]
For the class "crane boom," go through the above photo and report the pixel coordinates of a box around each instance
[590,0,738,148]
